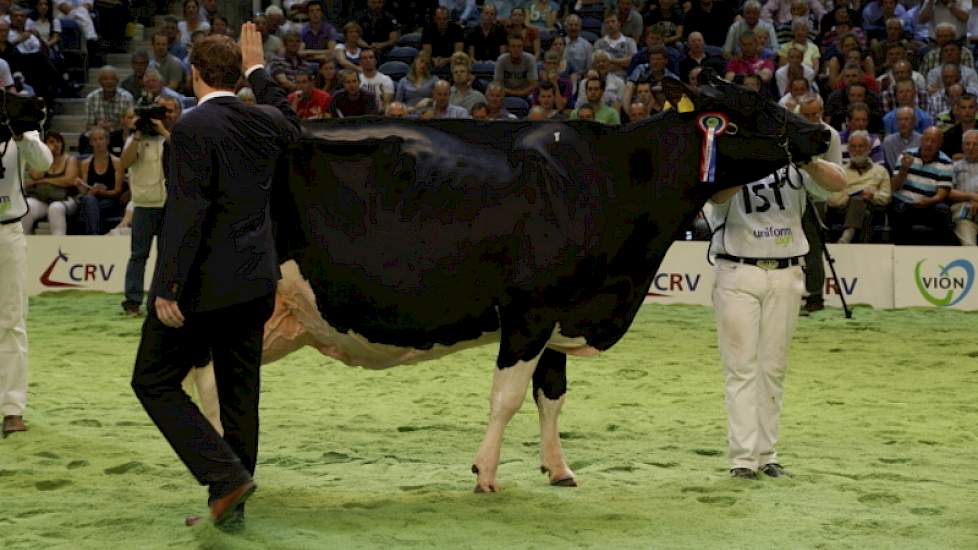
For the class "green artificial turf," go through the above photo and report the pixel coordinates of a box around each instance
[1,292,976,549]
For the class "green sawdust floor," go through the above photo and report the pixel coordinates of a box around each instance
[1,292,977,549]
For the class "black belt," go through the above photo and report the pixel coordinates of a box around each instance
[717,254,801,270]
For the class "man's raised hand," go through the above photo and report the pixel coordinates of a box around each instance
[239,22,265,73]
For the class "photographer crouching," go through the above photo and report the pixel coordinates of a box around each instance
[119,96,181,317]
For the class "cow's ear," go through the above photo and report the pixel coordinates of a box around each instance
[661,77,697,112]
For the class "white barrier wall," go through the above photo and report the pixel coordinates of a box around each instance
[26,236,156,297]
[23,237,978,311]
[646,242,974,311]
[893,246,978,310]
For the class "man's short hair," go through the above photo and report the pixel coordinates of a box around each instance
[648,45,668,59]
[895,105,916,120]
[508,34,524,46]
[538,81,556,93]
[935,22,958,38]
[586,75,606,91]
[157,94,183,116]
[131,50,150,63]
[942,63,962,76]
[847,101,870,118]
[955,92,977,106]
[264,5,284,17]
[306,0,326,11]
[848,129,870,144]
[189,35,242,90]
[895,79,916,92]
[339,69,359,82]
[799,93,823,107]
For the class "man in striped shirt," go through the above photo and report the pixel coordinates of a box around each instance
[949,129,978,245]
[890,126,954,244]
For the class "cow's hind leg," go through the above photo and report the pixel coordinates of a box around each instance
[471,353,541,493]
[534,349,576,487]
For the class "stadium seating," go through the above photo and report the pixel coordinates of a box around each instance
[503,96,530,119]
[471,62,495,81]
[385,46,419,65]
[379,60,410,81]
[398,32,422,49]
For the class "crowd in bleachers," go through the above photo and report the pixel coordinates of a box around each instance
[16,0,978,246]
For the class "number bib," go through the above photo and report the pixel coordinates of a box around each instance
[712,167,810,258]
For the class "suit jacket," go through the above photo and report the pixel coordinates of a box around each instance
[151,68,301,312]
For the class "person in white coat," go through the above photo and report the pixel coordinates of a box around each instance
[708,137,845,479]
[0,129,54,437]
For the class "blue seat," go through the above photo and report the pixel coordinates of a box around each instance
[503,96,529,119]
[398,32,422,49]
[471,62,495,81]
[60,18,83,50]
[379,60,410,81]
[582,30,599,44]
[581,16,602,36]
[704,45,723,58]
[385,46,418,65]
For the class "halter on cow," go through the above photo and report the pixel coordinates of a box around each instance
[0,90,46,177]
[262,76,829,492]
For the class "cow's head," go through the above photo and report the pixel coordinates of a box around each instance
[0,90,46,143]
[659,74,829,188]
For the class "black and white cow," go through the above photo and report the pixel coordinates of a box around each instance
[262,77,829,492]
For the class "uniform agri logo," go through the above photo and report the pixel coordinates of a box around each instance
[40,248,116,288]
[914,259,975,307]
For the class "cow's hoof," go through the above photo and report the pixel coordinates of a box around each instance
[472,465,499,493]
[541,466,578,487]
[550,476,578,487]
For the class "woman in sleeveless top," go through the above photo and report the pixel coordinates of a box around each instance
[75,127,124,235]
[334,22,364,73]
[21,131,79,235]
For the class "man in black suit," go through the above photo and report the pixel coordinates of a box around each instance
[131,23,301,528]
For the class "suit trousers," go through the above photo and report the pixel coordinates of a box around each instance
[712,260,805,470]
[131,292,274,501]
[0,223,28,417]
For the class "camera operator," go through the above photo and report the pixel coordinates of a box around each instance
[119,96,181,317]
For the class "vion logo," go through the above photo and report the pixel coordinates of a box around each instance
[914,259,974,307]
[40,248,116,288]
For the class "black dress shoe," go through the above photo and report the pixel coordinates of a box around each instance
[760,463,791,478]
[729,467,757,480]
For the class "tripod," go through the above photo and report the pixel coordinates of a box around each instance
[806,197,853,319]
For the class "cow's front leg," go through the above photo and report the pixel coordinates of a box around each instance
[534,349,576,486]
[472,353,540,493]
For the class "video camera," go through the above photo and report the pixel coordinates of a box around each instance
[135,104,167,135]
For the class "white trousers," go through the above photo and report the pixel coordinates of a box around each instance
[0,223,28,417]
[22,197,78,235]
[712,260,805,470]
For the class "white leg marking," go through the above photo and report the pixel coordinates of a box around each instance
[537,389,576,486]
[472,354,541,492]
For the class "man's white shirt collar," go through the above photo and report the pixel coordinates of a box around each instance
[197,91,236,106]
